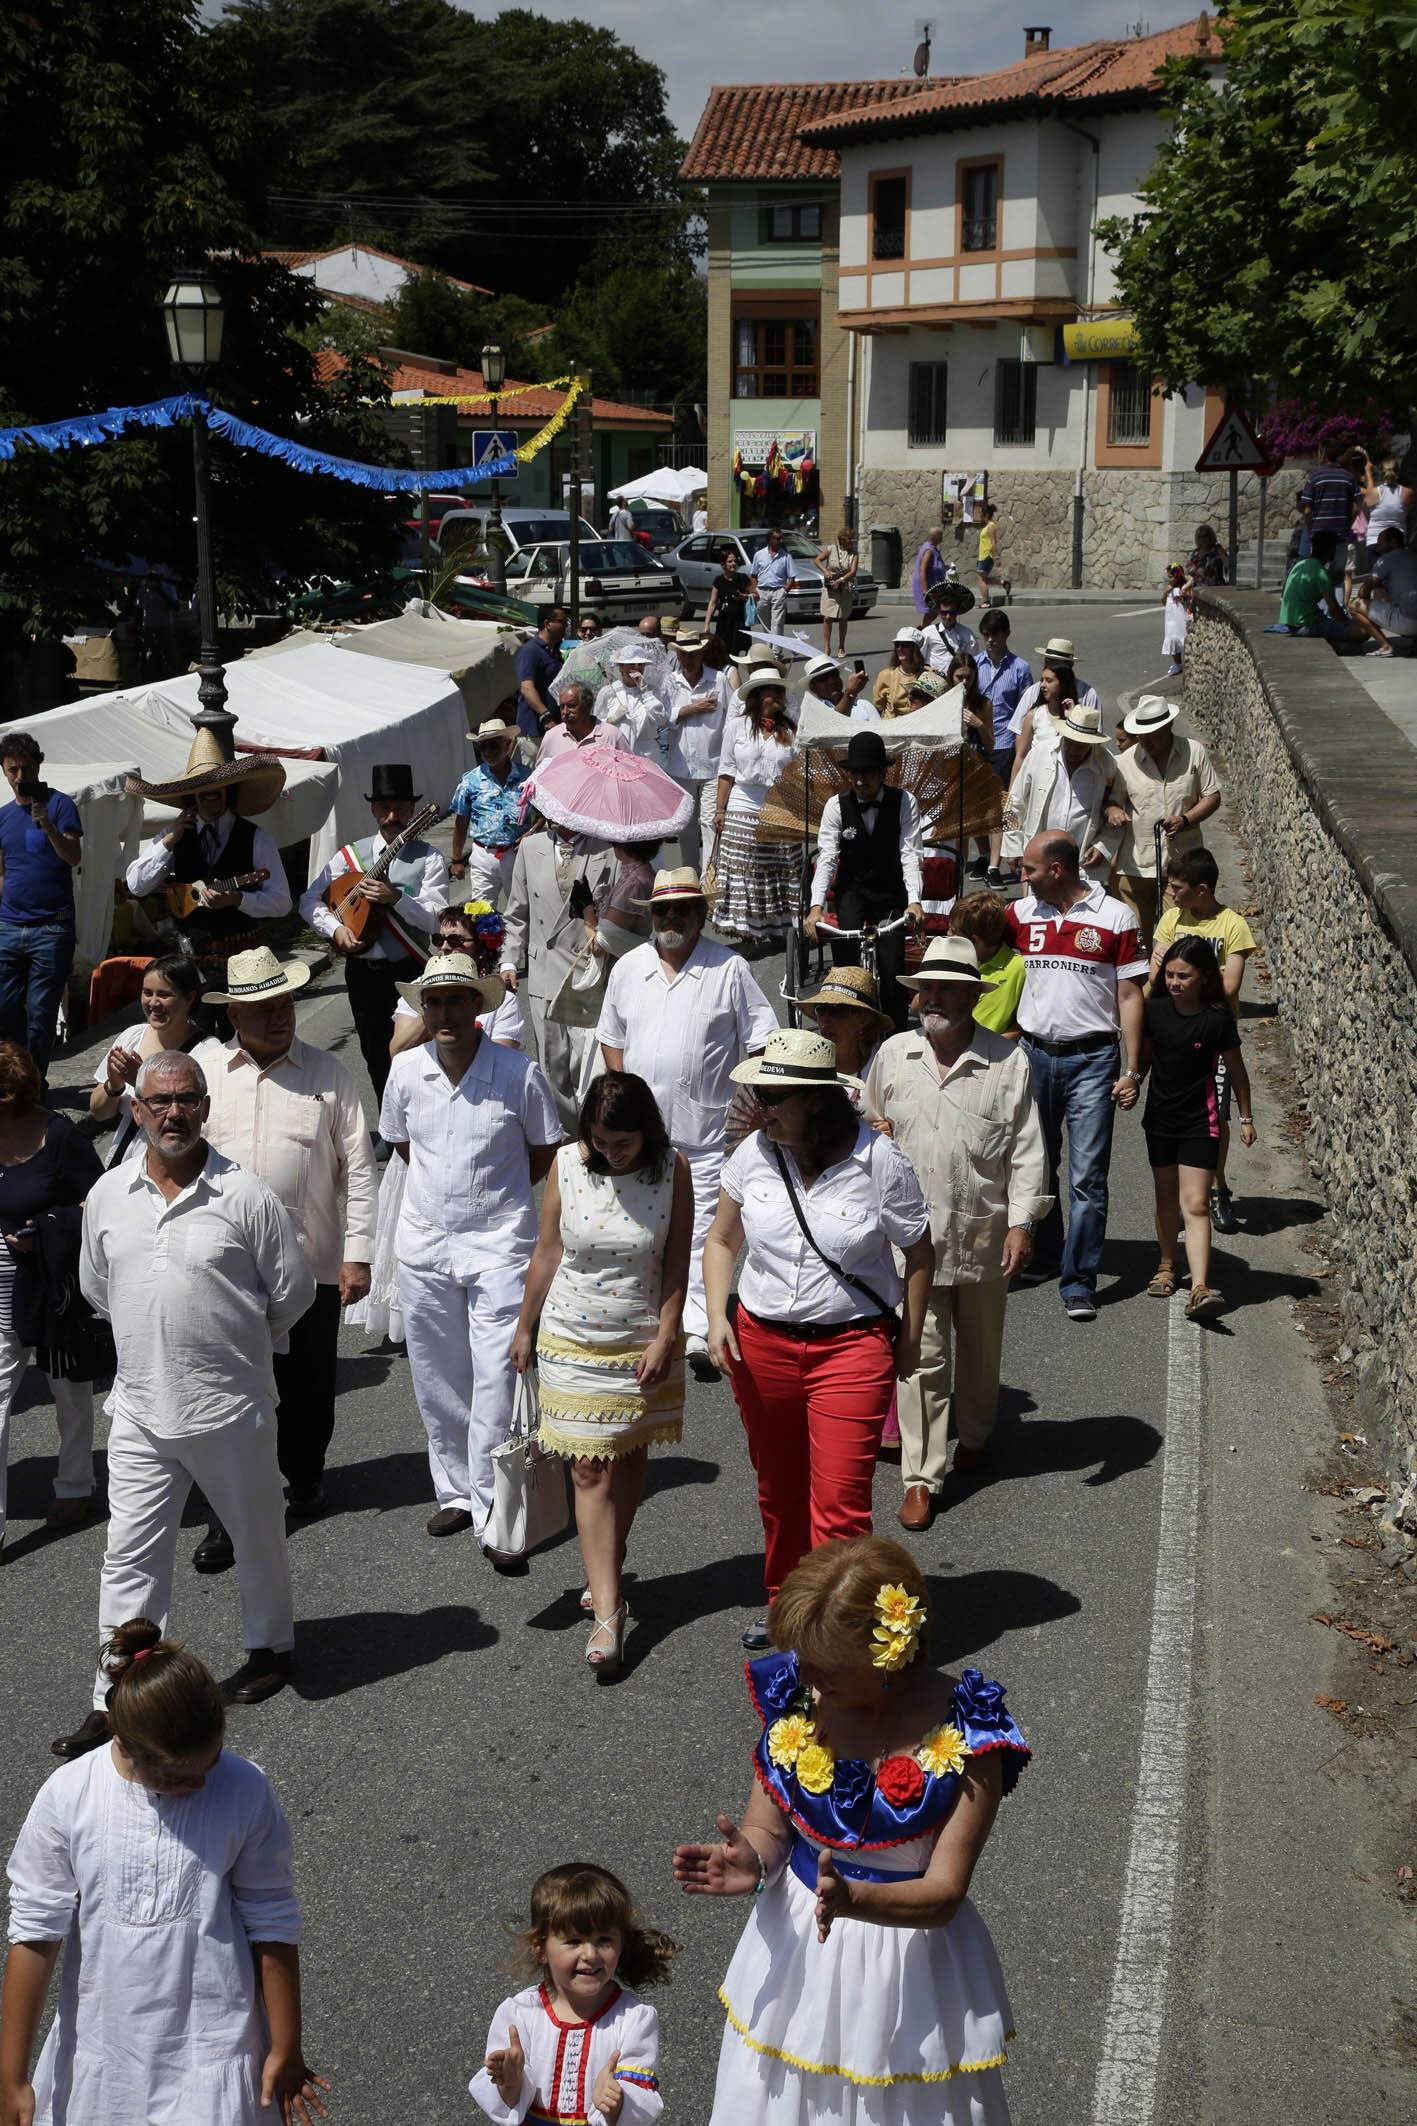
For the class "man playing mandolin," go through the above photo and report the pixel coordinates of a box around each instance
[300,763,448,1104]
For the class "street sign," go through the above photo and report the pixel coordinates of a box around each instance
[471,428,519,480]
[1195,404,1277,475]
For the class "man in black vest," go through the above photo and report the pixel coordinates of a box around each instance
[806,728,924,1031]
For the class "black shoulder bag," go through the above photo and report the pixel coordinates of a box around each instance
[770,1142,901,1335]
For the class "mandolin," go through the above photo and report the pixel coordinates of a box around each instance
[324,801,448,949]
[164,870,270,921]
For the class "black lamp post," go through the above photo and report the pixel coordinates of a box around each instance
[160,271,236,758]
[481,341,507,593]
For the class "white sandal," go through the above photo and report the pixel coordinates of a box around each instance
[586,1603,627,1675]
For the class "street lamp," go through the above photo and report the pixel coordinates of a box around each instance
[481,341,508,594]
[160,271,236,758]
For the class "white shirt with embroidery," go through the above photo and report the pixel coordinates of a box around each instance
[469,1982,662,2126]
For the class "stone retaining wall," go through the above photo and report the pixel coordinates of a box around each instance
[1186,590,1417,1515]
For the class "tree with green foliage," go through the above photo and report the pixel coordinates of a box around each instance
[546,240,706,411]
[0,0,399,647]
[1097,0,1417,424]
[382,276,551,384]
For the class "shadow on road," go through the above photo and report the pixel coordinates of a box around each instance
[973,1387,1162,1489]
[926,1567,1083,1665]
[569,1552,769,1683]
[1098,1236,1322,1312]
[292,1603,498,1697]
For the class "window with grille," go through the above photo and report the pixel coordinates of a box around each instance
[871,177,907,260]
[734,315,818,398]
[1107,364,1153,445]
[908,363,949,447]
[762,202,823,243]
[993,358,1037,446]
[961,163,999,252]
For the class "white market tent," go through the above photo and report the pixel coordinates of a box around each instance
[606,466,707,509]
[794,688,966,752]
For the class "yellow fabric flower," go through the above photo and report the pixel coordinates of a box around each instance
[870,1583,924,1670]
[876,1584,923,1634]
[871,1623,916,1672]
[767,1714,816,1768]
[916,1724,970,1779]
[795,1742,837,1795]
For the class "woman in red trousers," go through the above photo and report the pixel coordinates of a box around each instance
[702,1029,933,1651]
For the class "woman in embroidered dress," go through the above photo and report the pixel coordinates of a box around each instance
[512,1072,691,1675]
[673,1535,1028,2126]
[470,1862,675,2126]
[710,671,796,945]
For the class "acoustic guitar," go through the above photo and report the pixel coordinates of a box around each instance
[164,870,270,921]
[324,801,448,950]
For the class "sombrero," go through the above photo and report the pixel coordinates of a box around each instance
[127,727,286,818]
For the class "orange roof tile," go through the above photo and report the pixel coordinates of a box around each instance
[799,16,1219,143]
[680,80,960,182]
[313,349,671,428]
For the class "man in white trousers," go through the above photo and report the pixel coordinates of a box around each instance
[379,954,560,1560]
[652,632,736,874]
[597,868,776,1378]
[53,1050,314,1760]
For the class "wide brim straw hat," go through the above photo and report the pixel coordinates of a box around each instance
[739,667,789,699]
[468,718,515,745]
[204,945,311,1007]
[127,727,287,819]
[629,864,719,907]
[729,1027,862,1092]
[797,965,894,1040]
[1049,701,1112,745]
[1123,694,1182,737]
[897,936,998,992]
[398,951,505,1016]
[674,632,711,655]
[1034,636,1079,661]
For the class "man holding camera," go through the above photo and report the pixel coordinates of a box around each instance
[0,732,83,1083]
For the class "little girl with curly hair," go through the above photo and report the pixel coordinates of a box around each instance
[470,1863,676,2126]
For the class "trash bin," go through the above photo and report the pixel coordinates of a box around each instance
[869,523,903,590]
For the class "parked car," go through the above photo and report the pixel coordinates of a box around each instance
[608,506,685,555]
[434,506,599,563]
[503,539,683,620]
[671,529,878,623]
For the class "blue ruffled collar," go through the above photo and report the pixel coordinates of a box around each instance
[747,1651,1030,1851]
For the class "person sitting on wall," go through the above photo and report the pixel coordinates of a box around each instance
[1269,530,1387,651]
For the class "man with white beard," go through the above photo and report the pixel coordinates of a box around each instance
[596,868,776,1377]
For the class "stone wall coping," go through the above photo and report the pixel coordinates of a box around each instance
[1193,588,1417,986]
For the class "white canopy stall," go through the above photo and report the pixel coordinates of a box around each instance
[606,466,707,509]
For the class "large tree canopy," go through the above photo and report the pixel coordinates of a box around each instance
[1097,0,1417,423]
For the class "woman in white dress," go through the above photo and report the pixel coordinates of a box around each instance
[673,1535,1029,2126]
[88,954,202,1164]
[2,1616,326,2126]
[512,1072,691,1677]
[711,670,796,944]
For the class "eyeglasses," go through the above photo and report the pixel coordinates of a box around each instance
[139,1091,202,1113]
[753,1088,802,1109]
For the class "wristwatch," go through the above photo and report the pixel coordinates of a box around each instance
[1120,1069,1141,1082]
[1017,1215,1037,1236]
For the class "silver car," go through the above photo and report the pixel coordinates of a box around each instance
[502,540,683,620]
[671,530,878,621]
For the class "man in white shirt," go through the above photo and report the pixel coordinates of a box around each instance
[534,680,631,766]
[1108,697,1222,942]
[649,632,737,873]
[805,729,925,1032]
[194,946,378,1530]
[1006,833,1147,1322]
[609,502,636,541]
[1005,702,1119,883]
[920,585,980,672]
[597,868,777,1372]
[54,1050,315,1758]
[596,644,667,752]
[299,763,447,1104]
[866,937,1052,1529]
[691,497,709,535]
[380,955,560,1558]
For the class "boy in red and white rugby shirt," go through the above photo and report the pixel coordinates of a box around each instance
[1006,832,1148,1320]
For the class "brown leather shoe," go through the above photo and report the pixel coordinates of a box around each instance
[426,1507,474,1537]
[952,1444,992,1474]
[221,1650,292,1706]
[898,1484,935,1531]
[52,1709,111,1760]
[45,1493,94,1530]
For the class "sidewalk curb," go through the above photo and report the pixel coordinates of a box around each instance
[876,585,1149,608]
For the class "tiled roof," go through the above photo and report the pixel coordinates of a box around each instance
[313,350,671,428]
[799,16,1219,143]
[680,80,960,182]
[262,243,493,296]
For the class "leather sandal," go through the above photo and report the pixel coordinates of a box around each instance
[1185,1283,1223,1319]
[1147,1265,1178,1298]
[586,1602,628,1676]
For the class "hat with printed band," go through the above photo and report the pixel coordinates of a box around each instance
[674,632,711,655]
[400,951,505,1016]
[204,945,312,1007]
[730,1027,861,1092]
[897,935,997,992]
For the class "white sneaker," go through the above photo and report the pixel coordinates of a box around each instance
[686,1334,709,1358]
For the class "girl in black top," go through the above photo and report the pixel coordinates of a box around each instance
[1141,937,1254,1319]
[705,547,751,656]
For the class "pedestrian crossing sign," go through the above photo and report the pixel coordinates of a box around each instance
[1194,404,1276,475]
[471,429,519,480]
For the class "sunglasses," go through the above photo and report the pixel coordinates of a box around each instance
[753,1088,803,1109]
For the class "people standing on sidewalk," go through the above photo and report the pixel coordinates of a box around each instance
[748,528,799,636]
[0,734,83,1086]
[815,526,859,657]
[806,730,925,1034]
[512,1073,691,1676]
[1162,565,1191,676]
[1149,846,1256,1234]
[449,718,533,905]
[597,869,777,1378]
[1141,937,1254,1320]
[1006,833,1147,1322]
[866,939,1050,1529]
[1108,698,1221,943]
[379,955,560,1562]
[1188,523,1228,588]
[54,1050,315,1759]
[702,1030,932,1646]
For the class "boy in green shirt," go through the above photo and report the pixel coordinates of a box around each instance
[1150,846,1255,1231]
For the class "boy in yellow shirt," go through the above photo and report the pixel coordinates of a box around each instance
[1149,845,1256,1230]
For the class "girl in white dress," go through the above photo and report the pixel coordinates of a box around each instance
[710,673,796,943]
[471,1862,675,2126]
[2,1617,326,2126]
[512,1073,691,1676]
[673,1535,1029,2126]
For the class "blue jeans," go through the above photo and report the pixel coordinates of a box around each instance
[1022,1037,1119,1303]
[0,917,76,1080]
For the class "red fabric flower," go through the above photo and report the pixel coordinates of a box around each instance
[876,1754,925,1807]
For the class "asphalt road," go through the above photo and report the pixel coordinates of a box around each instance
[2,604,1409,2125]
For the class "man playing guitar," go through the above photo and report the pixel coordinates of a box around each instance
[125,734,292,975]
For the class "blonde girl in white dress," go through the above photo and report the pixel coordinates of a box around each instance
[2,1617,327,2126]
[512,1072,691,1677]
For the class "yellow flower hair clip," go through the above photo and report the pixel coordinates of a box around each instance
[871,1582,924,1672]
[461,899,496,919]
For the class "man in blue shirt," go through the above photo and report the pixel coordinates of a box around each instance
[748,528,800,635]
[975,611,1033,887]
[513,610,567,742]
[0,731,83,1080]
[448,717,534,904]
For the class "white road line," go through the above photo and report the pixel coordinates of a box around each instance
[1112,606,1162,620]
[1089,1298,1204,2126]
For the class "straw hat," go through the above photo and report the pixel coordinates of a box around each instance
[1122,694,1181,737]
[905,671,947,700]
[399,951,505,1016]
[729,1027,860,1091]
[127,727,286,818]
[804,653,843,683]
[897,936,997,992]
[1050,701,1112,746]
[629,865,717,907]
[798,965,893,1039]
[742,642,782,670]
[660,615,680,640]
[739,667,789,700]
[1034,635,1079,662]
[204,945,311,1007]
[469,718,515,746]
[675,632,711,655]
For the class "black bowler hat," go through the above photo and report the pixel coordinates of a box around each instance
[845,730,887,772]
[365,763,420,803]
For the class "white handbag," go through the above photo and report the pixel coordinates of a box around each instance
[487,1370,569,1558]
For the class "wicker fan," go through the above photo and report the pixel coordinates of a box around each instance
[755,743,1004,848]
